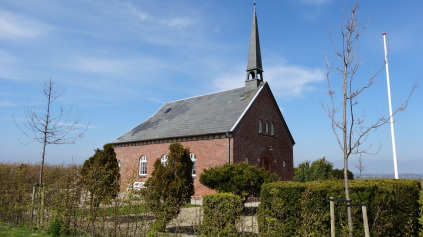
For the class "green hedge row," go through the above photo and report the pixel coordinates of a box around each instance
[258,179,422,237]
[202,193,243,237]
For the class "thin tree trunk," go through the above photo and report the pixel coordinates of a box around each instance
[38,80,52,229]
[345,156,353,236]
[343,62,353,236]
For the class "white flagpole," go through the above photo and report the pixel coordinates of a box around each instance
[382,33,399,179]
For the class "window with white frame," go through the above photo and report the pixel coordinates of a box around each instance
[161,154,169,166]
[190,153,196,177]
[258,120,263,133]
[139,155,147,177]
[265,121,269,134]
[270,122,275,135]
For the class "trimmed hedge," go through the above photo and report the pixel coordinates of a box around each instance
[202,193,243,237]
[258,179,422,237]
[420,181,423,237]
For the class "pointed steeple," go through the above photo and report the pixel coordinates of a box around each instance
[245,2,263,89]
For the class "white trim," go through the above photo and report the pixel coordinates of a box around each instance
[229,82,266,132]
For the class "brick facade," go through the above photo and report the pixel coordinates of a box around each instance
[114,135,232,196]
[114,83,294,196]
[231,84,294,180]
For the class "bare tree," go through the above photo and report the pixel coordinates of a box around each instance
[14,79,87,227]
[322,1,414,236]
[355,154,365,179]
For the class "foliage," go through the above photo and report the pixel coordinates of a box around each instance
[202,193,243,237]
[420,181,423,237]
[142,142,194,233]
[331,168,354,180]
[294,157,353,182]
[0,163,33,224]
[0,162,155,236]
[1,162,422,237]
[199,162,278,202]
[80,144,120,208]
[258,179,422,237]
[48,214,64,237]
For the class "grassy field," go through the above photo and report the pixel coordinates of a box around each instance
[0,226,50,237]
[0,226,91,237]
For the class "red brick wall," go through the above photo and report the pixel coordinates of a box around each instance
[114,137,232,196]
[232,85,294,180]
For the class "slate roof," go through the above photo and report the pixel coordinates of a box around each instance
[111,83,265,144]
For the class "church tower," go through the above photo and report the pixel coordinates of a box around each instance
[245,3,264,90]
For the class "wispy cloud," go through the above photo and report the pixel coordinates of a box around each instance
[72,57,135,74]
[213,62,324,98]
[0,9,49,39]
[266,64,325,97]
[0,100,19,107]
[0,49,16,63]
[160,17,197,28]
[125,3,149,21]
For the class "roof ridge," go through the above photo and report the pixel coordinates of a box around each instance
[163,86,246,104]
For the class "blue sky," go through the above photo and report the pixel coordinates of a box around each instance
[1,0,421,174]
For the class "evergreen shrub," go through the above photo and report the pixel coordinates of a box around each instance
[202,193,243,237]
[143,142,194,234]
[200,162,278,203]
[258,179,422,237]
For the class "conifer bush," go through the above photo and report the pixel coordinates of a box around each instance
[142,142,194,234]
[80,144,121,208]
[199,162,278,203]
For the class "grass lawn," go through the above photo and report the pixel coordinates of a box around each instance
[0,226,49,237]
[182,203,201,208]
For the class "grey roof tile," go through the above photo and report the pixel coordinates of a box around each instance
[111,84,263,144]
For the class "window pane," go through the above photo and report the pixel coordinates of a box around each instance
[190,153,196,177]
[161,154,168,166]
[139,156,147,176]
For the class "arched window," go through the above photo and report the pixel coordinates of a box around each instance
[283,160,286,168]
[139,155,147,177]
[161,154,169,166]
[270,122,275,136]
[190,153,196,177]
[265,121,269,134]
[258,120,262,133]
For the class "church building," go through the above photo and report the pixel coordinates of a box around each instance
[111,5,295,196]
